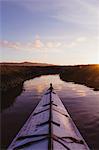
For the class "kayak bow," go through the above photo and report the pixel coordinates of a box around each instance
[8,84,90,150]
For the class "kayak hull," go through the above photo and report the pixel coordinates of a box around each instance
[8,88,90,150]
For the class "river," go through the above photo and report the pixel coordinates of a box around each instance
[1,75,99,149]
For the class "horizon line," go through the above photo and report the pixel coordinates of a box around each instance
[0,61,99,66]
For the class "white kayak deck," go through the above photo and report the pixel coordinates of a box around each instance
[8,89,90,150]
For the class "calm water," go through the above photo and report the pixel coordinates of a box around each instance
[1,75,99,149]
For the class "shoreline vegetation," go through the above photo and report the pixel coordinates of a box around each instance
[1,62,99,109]
[0,63,62,109]
[60,64,99,91]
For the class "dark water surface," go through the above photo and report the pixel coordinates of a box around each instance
[1,75,99,149]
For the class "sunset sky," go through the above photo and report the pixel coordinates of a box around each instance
[0,0,99,65]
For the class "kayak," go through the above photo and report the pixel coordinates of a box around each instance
[8,84,90,150]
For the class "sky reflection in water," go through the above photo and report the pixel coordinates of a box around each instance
[24,75,99,97]
[1,75,99,149]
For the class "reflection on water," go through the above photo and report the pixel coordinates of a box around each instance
[1,75,99,149]
[24,75,99,98]
[1,83,23,111]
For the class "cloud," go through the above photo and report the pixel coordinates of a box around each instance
[33,35,44,48]
[0,35,43,50]
[51,0,99,30]
[0,40,63,52]
[46,41,61,48]
[61,36,88,48]
[0,34,62,51]
[18,0,99,28]
[76,37,87,42]
[0,35,98,52]
[0,40,21,50]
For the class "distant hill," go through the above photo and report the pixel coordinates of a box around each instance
[0,62,54,66]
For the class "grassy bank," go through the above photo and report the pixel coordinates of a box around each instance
[1,64,62,109]
[1,63,99,110]
[1,64,99,92]
[0,64,61,92]
[60,64,99,91]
